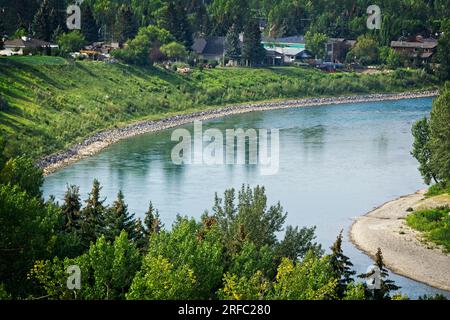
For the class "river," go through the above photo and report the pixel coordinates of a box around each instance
[43,97,450,298]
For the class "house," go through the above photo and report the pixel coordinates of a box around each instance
[325,38,356,63]
[192,37,226,62]
[262,36,312,65]
[192,35,312,66]
[390,36,438,63]
[0,36,57,56]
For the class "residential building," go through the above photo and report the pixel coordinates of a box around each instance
[390,36,438,63]
[0,36,57,56]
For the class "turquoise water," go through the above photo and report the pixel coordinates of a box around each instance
[43,97,449,299]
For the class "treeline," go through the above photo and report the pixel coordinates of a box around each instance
[412,83,450,188]
[2,0,450,42]
[1,156,448,300]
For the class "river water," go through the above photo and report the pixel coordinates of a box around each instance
[43,97,450,298]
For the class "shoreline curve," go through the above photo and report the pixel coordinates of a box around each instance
[39,90,438,176]
[350,190,450,292]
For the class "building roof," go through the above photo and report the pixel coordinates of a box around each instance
[390,40,437,49]
[262,36,305,44]
[4,37,53,49]
[275,47,305,56]
[192,37,225,56]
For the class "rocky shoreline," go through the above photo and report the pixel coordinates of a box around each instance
[39,90,438,175]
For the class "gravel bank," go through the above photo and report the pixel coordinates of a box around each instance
[38,90,438,175]
[350,190,450,291]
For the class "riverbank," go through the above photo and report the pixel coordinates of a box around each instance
[350,190,450,292]
[39,90,438,175]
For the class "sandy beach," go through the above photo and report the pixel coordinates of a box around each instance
[350,190,450,291]
[38,90,438,175]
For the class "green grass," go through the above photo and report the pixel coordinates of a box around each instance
[406,206,450,252]
[0,56,440,160]
[426,181,450,197]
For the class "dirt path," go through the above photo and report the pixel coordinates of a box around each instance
[350,190,450,291]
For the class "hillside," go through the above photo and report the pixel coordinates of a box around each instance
[0,56,440,161]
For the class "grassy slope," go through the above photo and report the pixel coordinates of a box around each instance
[406,200,450,252]
[0,56,440,160]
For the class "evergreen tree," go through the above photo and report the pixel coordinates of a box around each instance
[32,0,58,41]
[133,218,147,250]
[160,1,193,49]
[242,18,265,67]
[144,202,163,237]
[81,4,99,43]
[61,185,82,232]
[80,179,106,247]
[104,191,136,242]
[329,231,356,298]
[225,24,241,61]
[359,248,400,300]
[116,5,138,43]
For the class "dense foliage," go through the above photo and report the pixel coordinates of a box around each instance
[407,206,450,252]
[0,158,412,300]
[412,84,450,186]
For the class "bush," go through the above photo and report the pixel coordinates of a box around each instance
[57,31,86,54]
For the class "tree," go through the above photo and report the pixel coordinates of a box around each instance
[212,186,287,255]
[30,231,142,300]
[276,225,322,262]
[81,4,99,43]
[347,35,380,65]
[116,5,138,43]
[160,41,187,61]
[242,19,265,67]
[146,217,224,299]
[434,19,450,81]
[329,231,356,298]
[111,25,174,65]
[0,156,44,199]
[412,117,437,185]
[144,202,163,237]
[305,31,328,59]
[0,184,60,297]
[104,191,136,242]
[270,253,337,300]
[57,31,86,54]
[32,0,58,41]
[61,185,82,232]
[225,24,241,61]
[159,1,193,48]
[80,179,106,248]
[429,85,450,182]
[218,271,270,300]
[359,248,400,300]
[126,255,196,300]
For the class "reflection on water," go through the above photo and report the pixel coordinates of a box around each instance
[43,97,449,298]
